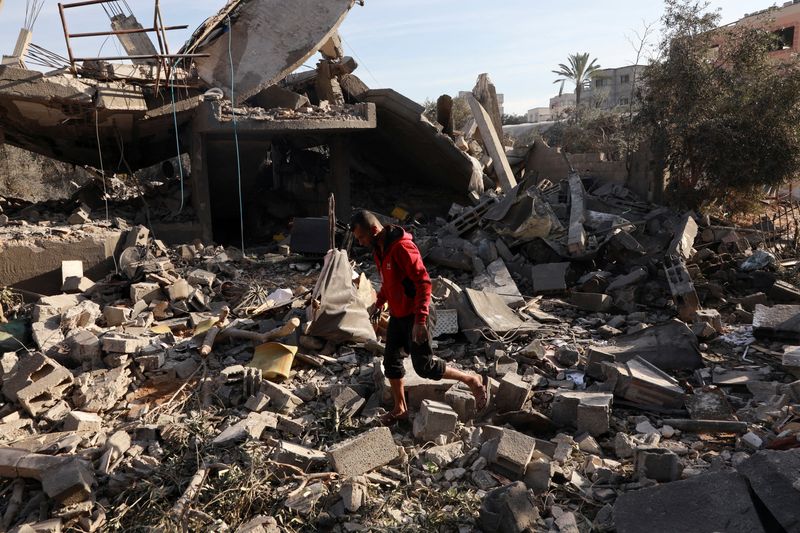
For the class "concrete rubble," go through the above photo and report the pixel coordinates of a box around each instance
[0,1,798,532]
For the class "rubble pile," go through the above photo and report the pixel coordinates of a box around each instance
[0,170,799,532]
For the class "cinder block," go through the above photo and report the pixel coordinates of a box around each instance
[130,282,163,304]
[551,391,613,437]
[328,426,399,477]
[491,429,537,478]
[1,353,74,417]
[63,411,103,433]
[412,399,458,442]
[65,329,101,363]
[101,332,151,354]
[495,373,531,413]
[41,458,95,504]
[444,383,476,421]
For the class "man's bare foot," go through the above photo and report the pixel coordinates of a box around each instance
[378,410,409,426]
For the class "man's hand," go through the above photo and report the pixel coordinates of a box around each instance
[412,322,428,345]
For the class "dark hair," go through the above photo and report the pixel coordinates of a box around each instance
[350,210,381,230]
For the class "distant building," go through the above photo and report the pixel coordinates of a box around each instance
[549,92,576,119]
[526,107,552,123]
[582,65,647,111]
[715,1,800,61]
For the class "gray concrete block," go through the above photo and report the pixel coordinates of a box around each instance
[62,411,103,433]
[412,399,458,442]
[1,352,74,416]
[328,427,399,477]
[634,447,681,482]
[479,481,539,533]
[491,429,536,478]
[495,373,531,413]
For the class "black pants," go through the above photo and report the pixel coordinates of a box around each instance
[383,315,446,381]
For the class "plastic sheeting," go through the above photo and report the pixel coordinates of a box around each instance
[306,249,377,344]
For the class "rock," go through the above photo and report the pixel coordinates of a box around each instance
[736,449,800,533]
[422,442,464,468]
[556,345,580,367]
[479,481,539,533]
[340,476,368,513]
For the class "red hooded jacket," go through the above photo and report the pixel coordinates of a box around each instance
[373,226,431,325]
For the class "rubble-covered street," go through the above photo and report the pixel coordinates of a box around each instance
[1,0,800,532]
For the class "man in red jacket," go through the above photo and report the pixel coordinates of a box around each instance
[351,210,488,425]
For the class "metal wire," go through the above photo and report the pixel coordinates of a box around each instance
[227,15,246,255]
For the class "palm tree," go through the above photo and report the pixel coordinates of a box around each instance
[552,53,601,109]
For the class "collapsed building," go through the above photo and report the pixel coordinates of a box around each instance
[1,1,799,533]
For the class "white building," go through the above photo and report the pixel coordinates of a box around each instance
[549,92,576,119]
[526,107,552,123]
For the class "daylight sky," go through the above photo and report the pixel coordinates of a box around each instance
[0,0,760,114]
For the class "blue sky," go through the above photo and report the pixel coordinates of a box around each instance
[0,0,758,113]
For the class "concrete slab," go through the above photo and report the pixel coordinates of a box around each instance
[737,449,800,533]
[613,472,765,533]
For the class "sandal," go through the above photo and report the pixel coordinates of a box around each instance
[474,374,490,413]
[378,411,409,426]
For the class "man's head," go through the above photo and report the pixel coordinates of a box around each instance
[351,210,383,249]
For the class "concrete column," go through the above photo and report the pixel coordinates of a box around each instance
[190,129,214,244]
[328,136,351,222]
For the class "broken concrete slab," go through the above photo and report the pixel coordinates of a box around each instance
[465,93,516,192]
[2,353,74,417]
[613,472,766,533]
[62,411,103,433]
[551,391,613,437]
[668,213,699,260]
[753,304,800,342]
[328,427,399,478]
[72,366,131,413]
[736,449,800,533]
[570,292,612,313]
[604,357,686,409]
[589,319,702,372]
[634,447,681,482]
[213,412,276,446]
[531,262,569,294]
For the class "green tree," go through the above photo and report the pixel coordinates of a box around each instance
[638,0,800,210]
[552,52,601,112]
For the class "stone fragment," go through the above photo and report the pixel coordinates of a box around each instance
[61,300,102,330]
[556,345,580,367]
[332,387,365,420]
[551,391,613,436]
[271,440,326,470]
[213,412,276,446]
[130,282,163,304]
[328,427,399,478]
[260,380,303,414]
[524,459,553,493]
[531,262,569,293]
[62,276,95,294]
[340,476,368,513]
[495,373,531,413]
[635,447,681,482]
[64,329,101,364]
[62,411,103,433]
[40,458,95,504]
[412,400,458,443]
[31,317,65,355]
[444,383,476,421]
[472,469,499,490]
[693,309,723,334]
[422,442,464,468]
[167,279,192,302]
[125,225,150,248]
[103,306,131,327]
[570,292,612,312]
[102,332,151,354]
[479,481,539,533]
[187,269,216,287]
[2,353,74,417]
[72,366,131,413]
